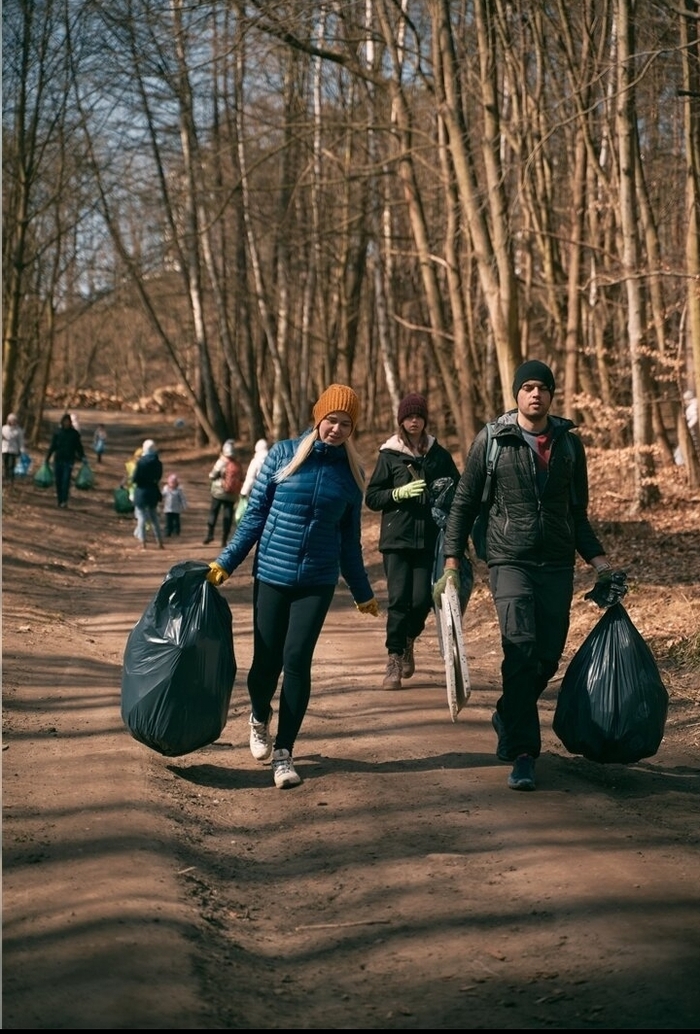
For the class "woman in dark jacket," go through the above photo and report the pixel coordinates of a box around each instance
[132,439,164,549]
[46,413,85,507]
[206,384,379,790]
[365,393,460,690]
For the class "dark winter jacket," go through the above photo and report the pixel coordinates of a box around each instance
[442,411,605,568]
[365,434,461,552]
[215,433,373,602]
[132,452,163,509]
[46,426,85,466]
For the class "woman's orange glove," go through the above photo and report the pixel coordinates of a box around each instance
[356,597,380,617]
[206,562,229,587]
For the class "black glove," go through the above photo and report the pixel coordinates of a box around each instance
[584,569,628,608]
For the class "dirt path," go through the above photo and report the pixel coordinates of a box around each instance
[2,410,699,1030]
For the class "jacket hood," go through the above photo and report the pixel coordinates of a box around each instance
[491,410,576,437]
[379,432,436,454]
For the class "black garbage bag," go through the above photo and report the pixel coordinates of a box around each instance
[121,560,236,757]
[553,604,668,764]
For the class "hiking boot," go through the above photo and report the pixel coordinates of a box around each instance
[202,530,214,544]
[507,754,536,791]
[491,711,510,763]
[401,638,415,679]
[382,654,403,690]
[271,748,302,789]
[249,709,273,761]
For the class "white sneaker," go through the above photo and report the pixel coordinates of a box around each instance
[271,748,302,789]
[249,710,273,761]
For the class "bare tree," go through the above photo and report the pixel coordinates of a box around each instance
[615,0,660,508]
[2,0,82,430]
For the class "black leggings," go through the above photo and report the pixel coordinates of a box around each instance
[248,580,335,753]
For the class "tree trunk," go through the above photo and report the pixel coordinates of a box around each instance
[615,0,660,509]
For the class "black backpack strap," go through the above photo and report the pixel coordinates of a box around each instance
[480,423,500,506]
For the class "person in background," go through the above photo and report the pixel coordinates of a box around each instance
[683,389,699,457]
[203,440,242,547]
[365,393,460,690]
[132,439,164,549]
[2,413,25,485]
[69,412,81,432]
[235,438,270,524]
[124,446,142,505]
[46,413,85,508]
[433,359,627,792]
[206,384,379,790]
[162,472,187,537]
[92,424,107,464]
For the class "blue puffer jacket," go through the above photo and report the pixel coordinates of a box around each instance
[215,434,373,603]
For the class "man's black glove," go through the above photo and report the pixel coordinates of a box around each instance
[584,569,628,608]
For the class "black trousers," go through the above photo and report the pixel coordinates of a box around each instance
[54,460,73,505]
[3,452,17,481]
[247,579,335,754]
[489,563,573,760]
[206,497,234,545]
[165,513,181,536]
[382,548,434,655]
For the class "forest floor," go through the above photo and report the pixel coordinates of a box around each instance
[2,408,700,1030]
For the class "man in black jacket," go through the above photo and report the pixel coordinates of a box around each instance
[433,360,626,791]
[46,412,86,508]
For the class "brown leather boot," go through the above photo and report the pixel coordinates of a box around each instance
[382,654,403,690]
[401,638,415,678]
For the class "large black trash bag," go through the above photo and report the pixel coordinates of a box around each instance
[121,560,236,757]
[553,604,669,764]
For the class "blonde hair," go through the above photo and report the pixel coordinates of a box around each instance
[275,429,366,491]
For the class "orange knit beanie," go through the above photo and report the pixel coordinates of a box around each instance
[312,384,360,429]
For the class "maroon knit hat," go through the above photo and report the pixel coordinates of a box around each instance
[397,393,428,425]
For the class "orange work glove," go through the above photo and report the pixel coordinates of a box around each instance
[206,562,229,587]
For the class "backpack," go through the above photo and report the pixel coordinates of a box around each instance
[470,422,577,562]
[221,457,243,497]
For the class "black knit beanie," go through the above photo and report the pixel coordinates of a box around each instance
[397,393,429,425]
[512,360,555,398]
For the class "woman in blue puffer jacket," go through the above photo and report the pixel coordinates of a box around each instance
[206,384,379,790]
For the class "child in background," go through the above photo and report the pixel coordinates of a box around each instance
[162,472,187,537]
[93,424,107,463]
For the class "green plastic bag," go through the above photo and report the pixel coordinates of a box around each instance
[75,460,95,489]
[33,460,54,488]
[114,485,135,514]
